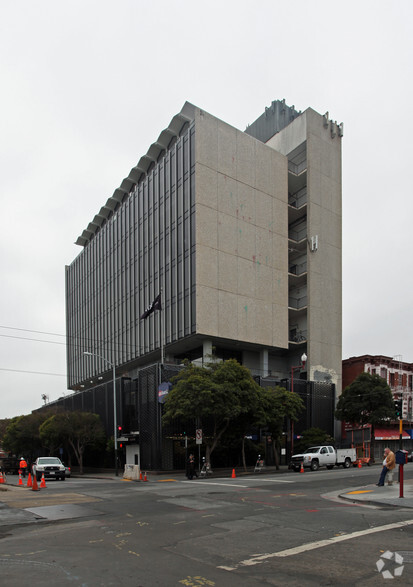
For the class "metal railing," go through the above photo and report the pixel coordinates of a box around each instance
[289,330,307,342]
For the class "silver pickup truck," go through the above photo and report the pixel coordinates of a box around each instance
[289,445,357,471]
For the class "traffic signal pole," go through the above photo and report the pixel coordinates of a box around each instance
[393,398,402,450]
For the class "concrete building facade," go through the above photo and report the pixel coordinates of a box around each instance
[64,100,342,469]
[245,102,342,388]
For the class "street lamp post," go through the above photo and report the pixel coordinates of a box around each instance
[83,351,118,476]
[290,352,307,458]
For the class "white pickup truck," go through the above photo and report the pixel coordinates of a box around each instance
[289,445,357,471]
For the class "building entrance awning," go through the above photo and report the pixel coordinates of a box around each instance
[374,428,410,440]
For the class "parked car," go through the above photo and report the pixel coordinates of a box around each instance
[408,451,413,463]
[32,457,66,481]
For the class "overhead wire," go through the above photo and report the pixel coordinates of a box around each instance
[0,334,66,346]
[0,367,66,377]
[0,324,138,353]
[0,327,404,398]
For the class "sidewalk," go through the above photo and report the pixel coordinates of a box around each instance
[339,478,413,509]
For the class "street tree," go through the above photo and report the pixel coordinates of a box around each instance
[40,411,106,474]
[261,386,305,469]
[0,418,11,443]
[335,372,396,458]
[163,359,263,465]
[224,381,267,471]
[2,411,53,461]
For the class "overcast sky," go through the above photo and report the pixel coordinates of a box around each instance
[1,1,412,419]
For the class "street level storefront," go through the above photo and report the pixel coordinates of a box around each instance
[373,428,413,461]
[344,425,413,462]
[374,428,411,441]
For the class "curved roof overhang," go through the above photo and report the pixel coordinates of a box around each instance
[75,102,196,247]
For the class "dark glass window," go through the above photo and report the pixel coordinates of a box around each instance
[66,122,196,387]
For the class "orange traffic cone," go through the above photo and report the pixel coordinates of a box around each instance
[139,471,143,481]
[358,460,362,469]
[40,473,47,488]
[0,472,4,484]
[300,462,304,473]
[18,471,23,486]
[231,468,236,478]
[143,472,148,482]
[32,475,40,491]
[27,473,32,488]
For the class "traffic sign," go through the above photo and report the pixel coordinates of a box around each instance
[196,429,202,445]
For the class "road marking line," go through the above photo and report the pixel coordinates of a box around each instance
[218,519,413,570]
[128,551,140,557]
[242,478,293,484]
[182,481,249,488]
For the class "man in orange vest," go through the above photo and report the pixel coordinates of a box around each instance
[19,457,28,478]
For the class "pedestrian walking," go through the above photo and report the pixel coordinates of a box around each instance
[376,447,395,487]
[187,454,196,480]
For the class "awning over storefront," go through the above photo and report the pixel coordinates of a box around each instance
[374,428,410,440]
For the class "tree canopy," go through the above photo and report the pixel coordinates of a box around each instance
[163,359,306,468]
[163,359,263,463]
[40,411,106,474]
[2,411,53,461]
[0,418,11,443]
[335,372,395,455]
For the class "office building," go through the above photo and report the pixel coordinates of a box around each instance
[64,100,342,469]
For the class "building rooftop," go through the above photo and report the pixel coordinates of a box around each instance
[75,102,196,247]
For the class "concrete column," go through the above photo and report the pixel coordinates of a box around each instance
[260,349,269,377]
[203,340,213,365]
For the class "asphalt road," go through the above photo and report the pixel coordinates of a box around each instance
[1,466,413,586]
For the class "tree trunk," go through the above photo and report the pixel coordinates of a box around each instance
[68,439,84,474]
[272,441,280,470]
[206,444,211,465]
[207,420,230,465]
